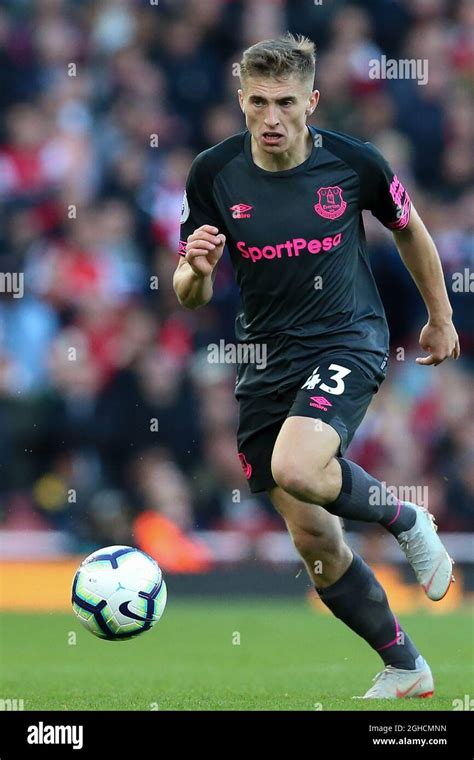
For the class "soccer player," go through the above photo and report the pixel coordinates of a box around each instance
[173,34,460,699]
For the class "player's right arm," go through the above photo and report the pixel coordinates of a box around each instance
[173,225,226,309]
[173,150,227,310]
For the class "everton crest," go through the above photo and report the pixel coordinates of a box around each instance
[314,186,347,220]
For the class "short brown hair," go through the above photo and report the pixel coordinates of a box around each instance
[240,33,316,86]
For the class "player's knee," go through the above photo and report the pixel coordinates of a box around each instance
[271,456,326,502]
[271,458,309,500]
[289,524,345,565]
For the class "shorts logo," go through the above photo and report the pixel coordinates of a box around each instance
[238,452,252,479]
[230,204,253,219]
[314,186,347,219]
[309,396,332,411]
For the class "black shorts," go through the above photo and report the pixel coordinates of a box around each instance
[236,355,382,493]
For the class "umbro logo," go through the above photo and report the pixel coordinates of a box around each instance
[230,204,253,219]
[309,396,332,411]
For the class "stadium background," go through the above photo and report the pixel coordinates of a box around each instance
[0,0,472,620]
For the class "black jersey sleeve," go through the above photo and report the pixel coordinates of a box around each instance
[178,152,224,256]
[359,142,412,231]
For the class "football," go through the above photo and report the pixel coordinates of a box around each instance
[71,545,167,641]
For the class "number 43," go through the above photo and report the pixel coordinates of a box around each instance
[301,363,351,395]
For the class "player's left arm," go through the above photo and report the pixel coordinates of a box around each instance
[360,141,460,367]
[392,206,460,366]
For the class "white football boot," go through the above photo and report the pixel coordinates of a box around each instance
[355,656,434,699]
[396,503,454,601]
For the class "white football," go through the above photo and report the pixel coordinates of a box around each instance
[72,545,167,640]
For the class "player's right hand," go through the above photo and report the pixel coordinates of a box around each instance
[186,225,226,277]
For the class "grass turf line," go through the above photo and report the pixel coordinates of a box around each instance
[1,601,472,711]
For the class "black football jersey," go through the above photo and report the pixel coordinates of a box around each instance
[179,126,411,396]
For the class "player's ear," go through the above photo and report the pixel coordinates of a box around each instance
[310,90,320,112]
[238,89,245,113]
[306,90,320,116]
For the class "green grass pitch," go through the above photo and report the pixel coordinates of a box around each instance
[1,600,473,710]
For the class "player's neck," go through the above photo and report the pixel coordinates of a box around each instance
[251,126,313,172]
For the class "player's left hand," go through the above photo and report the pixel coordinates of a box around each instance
[416,321,460,366]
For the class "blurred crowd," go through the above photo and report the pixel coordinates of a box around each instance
[0,0,472,555]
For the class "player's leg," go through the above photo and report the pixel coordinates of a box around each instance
[268,484,352,587]
[237,384,433,696]
[271,415,417,533]
[268,486,425,676]
[271,358,453,601]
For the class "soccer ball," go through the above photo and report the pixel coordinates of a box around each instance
[71,545,167,641]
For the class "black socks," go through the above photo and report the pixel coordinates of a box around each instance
[316,553,420,670]
[325,458,417,538]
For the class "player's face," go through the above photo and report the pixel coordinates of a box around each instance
[238,74,319,154]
